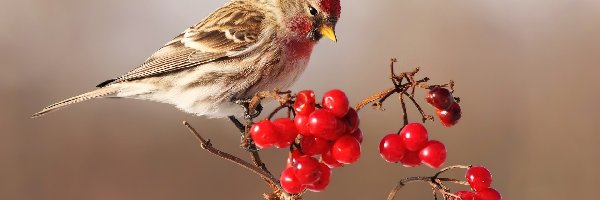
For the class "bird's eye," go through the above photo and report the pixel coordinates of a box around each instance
[308,6,318,16]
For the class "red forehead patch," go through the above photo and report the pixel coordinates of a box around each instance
[320,0,341,18]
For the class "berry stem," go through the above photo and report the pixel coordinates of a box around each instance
[433,165,471,178]
[355,77,430,111]
[399,93,409,132]
[389,58,402,88]
[268,103,293,120]
[183,121,290,199]
[402,91,435,123]
[387,165,472,200]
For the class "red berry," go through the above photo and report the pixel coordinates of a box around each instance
[331,135,361,164]
[456,191,481,200]
[287,149,303,167]
[273,118,299,148]
[400,150,422,167]
[466,166,493,191]
[300,136,331,156]
[321,148,343,168]
[322,89,350,117]
[425,86,454,110]
[419,140,447,168]
[350,128,363,143]
[294,115,311,136]
[343,108,360,132]
[399,123,429,151]
[379,134,407,163]
[437,102,462,127]
[280,167,306,194]
[307,163,331,192]
[250,120,279,148]
[308,109,344,141]
[294,90,316,116]
[477,188,501,200]
[293,156,322,185]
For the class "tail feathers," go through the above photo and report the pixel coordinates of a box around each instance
[32,87,118,118]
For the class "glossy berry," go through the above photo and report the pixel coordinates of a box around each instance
[425,86,454,110]
[331,135,361,164]
[322,89,350,117]
[437,102,462,127]
[350,128,363,143]
[294,90,316,116]
[399,123,429,151]
[280,167,305,194]
[250,120,279,148]
[300,136,331,156]
[294,114,311,136]
[456,191,481,200]
[477,188,501,200]
[293,156,322,185]
[379,134,407,163]
[419,140,447,168]
[321,148,343,168]
[272,118,298,148]
[343,108,360,132]
[307,163,331,192]
[466,166,493,191]
[399,150,422,167]
[287,149,303,167]
[308,109,344,141]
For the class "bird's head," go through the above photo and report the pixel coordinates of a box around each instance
[285,0,341,42]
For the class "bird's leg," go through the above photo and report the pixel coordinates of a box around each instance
[231,98,264,151]
[228,115,259,152]
[228,116,246,133]
[233,99,263,120]
[249,103,263,119]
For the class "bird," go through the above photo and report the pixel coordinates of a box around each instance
[32,0,341,119]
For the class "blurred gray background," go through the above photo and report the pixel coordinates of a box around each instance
[2,0,599,199]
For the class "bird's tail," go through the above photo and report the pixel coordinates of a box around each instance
[32,87,118,118]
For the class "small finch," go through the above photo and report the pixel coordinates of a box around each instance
[32,0,341,118]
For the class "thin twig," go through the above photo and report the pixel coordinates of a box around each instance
[399,93,409,131]
[355,78,430,111]
[403,91,435,123]
[433,165,471,178]
[387,176,432,200]
[356,87,397,111]
[437,178,470,186]
[182,121,286,198]
[268,104,292,120]
[387,165,472,200]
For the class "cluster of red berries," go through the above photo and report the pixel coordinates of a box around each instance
[379,123,447,168]
[250,89,362,194]
[425,86,462,127]
[456,166,502,200]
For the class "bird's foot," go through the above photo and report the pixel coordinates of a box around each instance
[228,115,260,152]
[233,98,263,120]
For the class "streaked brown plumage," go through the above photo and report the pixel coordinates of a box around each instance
[33,0,340,118]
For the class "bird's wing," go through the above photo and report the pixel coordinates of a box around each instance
[102,2,268,86]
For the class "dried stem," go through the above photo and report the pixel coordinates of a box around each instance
[356,87,396,111]
[434,165,470,178]
[183,121,291,200]
[249,90,292,114]
[400,93,409,129]
[387,176,431,200]
[387,165,472,200]
[184,90,302,200]
[403,91,434,123]
[355,78,430,111]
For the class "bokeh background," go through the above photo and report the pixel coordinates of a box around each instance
[2,0,599,199]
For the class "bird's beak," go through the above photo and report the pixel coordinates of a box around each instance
[320,25,337,42]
